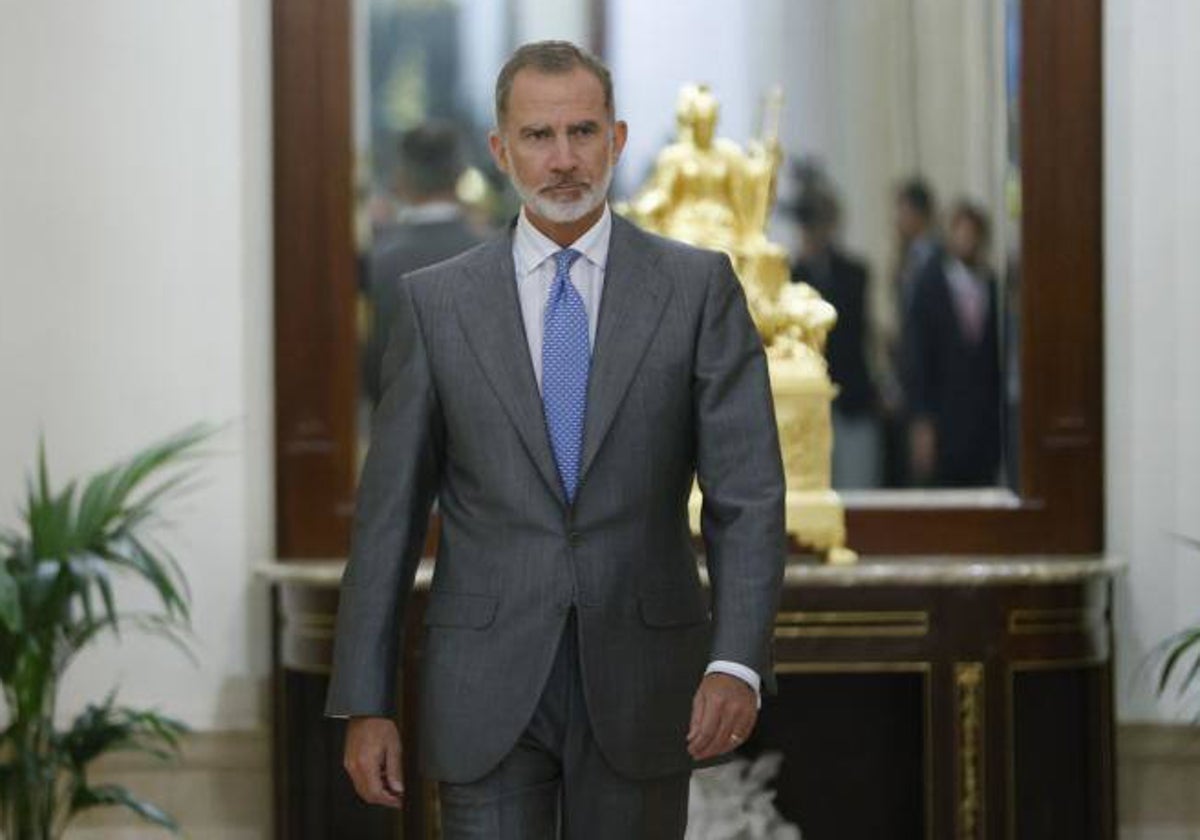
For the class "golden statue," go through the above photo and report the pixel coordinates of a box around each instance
[623,84,856,564]
[629,84,774,251]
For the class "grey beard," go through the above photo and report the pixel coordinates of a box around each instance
[511,162,614,224]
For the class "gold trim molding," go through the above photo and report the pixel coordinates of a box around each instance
[775,610,930,639]
[1007,607,1104,635]
[956,662,985,839]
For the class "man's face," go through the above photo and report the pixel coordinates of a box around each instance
[489,66,627,225]
[799,221,833,257]
[949,216,985,265]
[895,200,925,240]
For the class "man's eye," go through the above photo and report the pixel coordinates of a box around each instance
[572,125,597,137]
[527,130,551,141]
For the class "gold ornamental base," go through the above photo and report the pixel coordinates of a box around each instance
[688,487,858,565]
[782,488,857,565]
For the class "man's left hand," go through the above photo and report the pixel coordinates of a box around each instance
[687,672,758,760]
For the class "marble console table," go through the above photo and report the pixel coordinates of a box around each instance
[257,554,1124,589]
[258,555,1123,840]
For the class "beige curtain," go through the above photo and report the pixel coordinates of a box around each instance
[767,0,1011,357]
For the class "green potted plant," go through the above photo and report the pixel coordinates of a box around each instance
[0,425,212,839]
[1155,534,1200,702]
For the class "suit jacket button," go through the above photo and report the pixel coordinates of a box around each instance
[568,531,582,547]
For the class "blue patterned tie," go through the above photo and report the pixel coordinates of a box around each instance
[542,248,589,503]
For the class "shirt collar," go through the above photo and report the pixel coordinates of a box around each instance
[910,234,937,262]
[514,203,611,276]
[945,256,983,287]
[396,201,463,226]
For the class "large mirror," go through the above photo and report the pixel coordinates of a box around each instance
[273,0,1100,556]
[352,0,1022,496]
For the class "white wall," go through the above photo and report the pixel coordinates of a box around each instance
[1107,0,1200,722]
[514,0,590,53]
[608,0,756,196]
[0,0,273,730]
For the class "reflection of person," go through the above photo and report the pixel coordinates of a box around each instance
[882,178,943,487]
[789,187,880,488]
[327,40,785,839]
[363,122,484,406]
[894,179,942,315]
[907,201,1002,486]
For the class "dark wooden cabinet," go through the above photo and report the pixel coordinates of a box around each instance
[262,556,1119,840]
[759,561,1117,840]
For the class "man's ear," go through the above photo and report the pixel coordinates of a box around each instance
[487,129,509,174]
[611,120,629,162]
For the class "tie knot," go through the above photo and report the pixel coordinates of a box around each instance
[554,248,583,276]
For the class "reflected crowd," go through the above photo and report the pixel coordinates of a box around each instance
[788,167,1009,491]
[359,122,1011,493]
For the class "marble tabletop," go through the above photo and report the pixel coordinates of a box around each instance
[255,554,1124,589]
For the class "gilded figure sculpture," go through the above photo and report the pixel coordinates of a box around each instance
[622,84,856,564]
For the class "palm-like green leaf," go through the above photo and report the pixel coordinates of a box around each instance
[1152,533,1200,702]
[59,692,188,769]
[0,563,19,634]
[1156,627,1200,695]
[64,613,197,670]
[55,695,188,834]
[71,784,179,832]
[0,423,215,838]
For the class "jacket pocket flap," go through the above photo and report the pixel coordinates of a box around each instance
[639,588,709,627]
[422,591,499,629]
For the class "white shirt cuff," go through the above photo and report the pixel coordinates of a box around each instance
[705,660,762,708]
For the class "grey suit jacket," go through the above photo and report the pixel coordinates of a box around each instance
[326,213,786,784]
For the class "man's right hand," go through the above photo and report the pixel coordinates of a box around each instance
[344,716,404,808]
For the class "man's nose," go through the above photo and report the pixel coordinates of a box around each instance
[548,135,578,172]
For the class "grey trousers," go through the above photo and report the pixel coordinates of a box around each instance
[437,611,691,839]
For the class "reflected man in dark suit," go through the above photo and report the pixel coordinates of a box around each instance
[789,187,880,488]
[907,201,1002,486]
[883,178,943,487]
[363,121,484,407]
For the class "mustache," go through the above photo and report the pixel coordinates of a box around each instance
[539,179,591,192]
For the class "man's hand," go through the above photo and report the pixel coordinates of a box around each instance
[909,417,937,483]
[687,673,758,761]
[344,716,404,808]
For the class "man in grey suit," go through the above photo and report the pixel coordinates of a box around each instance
[328,40,786,839]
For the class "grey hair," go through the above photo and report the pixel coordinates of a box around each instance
[494,40,614,125]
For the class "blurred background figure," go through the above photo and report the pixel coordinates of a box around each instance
[789,165,880,488]
[907,201,1002,487]
[362,120,484,408]
[881,178,942,487]
[894,179,942,315]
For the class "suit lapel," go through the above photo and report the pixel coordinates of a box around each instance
[579,215,673,484]
[453,230,565,506]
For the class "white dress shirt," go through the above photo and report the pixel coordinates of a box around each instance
[944,257,990,345]
[395,200,465,226]
[511,204,762,704]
